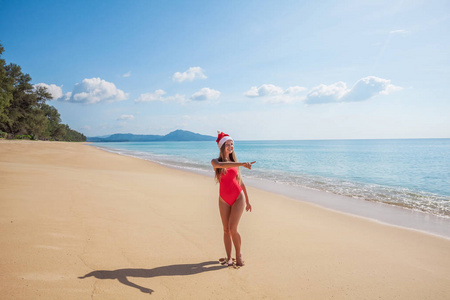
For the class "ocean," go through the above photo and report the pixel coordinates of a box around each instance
[91,139,450,220]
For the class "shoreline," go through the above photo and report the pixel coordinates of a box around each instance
[246,176,450,239]
[2,140,450,299]
[91,143,450,240]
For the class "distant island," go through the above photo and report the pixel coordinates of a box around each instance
[87,130,216,142]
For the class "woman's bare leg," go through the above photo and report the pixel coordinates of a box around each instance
[229,193,245,266]
[218,198,233,265]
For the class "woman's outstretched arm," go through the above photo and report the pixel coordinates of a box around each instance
[211,159,256,170]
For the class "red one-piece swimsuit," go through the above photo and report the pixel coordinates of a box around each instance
[219,167,243,206]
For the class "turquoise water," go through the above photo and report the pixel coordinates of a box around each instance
[92,139,450,218]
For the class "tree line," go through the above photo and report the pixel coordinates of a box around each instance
[0,43,86,142]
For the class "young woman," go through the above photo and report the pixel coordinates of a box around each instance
[211,131,255,267]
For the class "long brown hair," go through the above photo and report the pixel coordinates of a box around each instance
[214,143,242,184]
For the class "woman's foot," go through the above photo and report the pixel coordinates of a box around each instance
[235,255,245,267]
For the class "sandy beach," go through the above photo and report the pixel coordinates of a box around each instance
[1,140,450,299]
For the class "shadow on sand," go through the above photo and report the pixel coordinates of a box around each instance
[78,261,226,294]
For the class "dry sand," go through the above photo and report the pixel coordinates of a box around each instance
[1,140,450,299]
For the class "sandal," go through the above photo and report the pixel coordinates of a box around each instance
[219,257,235,266]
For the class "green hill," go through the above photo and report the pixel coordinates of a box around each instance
[87,130,215,142]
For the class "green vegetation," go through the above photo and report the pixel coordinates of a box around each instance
[0,43,85,142]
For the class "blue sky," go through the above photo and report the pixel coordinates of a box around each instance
[1,0,449,140]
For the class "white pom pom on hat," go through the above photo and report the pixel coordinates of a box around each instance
[216,131,233,149]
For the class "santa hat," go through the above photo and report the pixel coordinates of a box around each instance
[216,131,233,149]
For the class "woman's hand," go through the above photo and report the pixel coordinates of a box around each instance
[243,161,256,169]
[246,202,252,212]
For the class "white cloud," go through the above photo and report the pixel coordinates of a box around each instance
[244,86,260,97]
[305,76,402,104]
[68,78,128,104]
[165,94,187,102]
[135,89,166,102]
[389,29,408,35]
[247,77,401,105]
[285,86,308,94]
[244,84,307,103]
[136,87,220,103]
[63,92,72,101]
[117,114,135,121]
[305,82,348,104]
[135,89,186,103]
[33,83,63,100]
[190,88,220,101]
[245,84,284,97]
[122,71,131,78]
[172,67,207,82]
[341,76,402,102]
